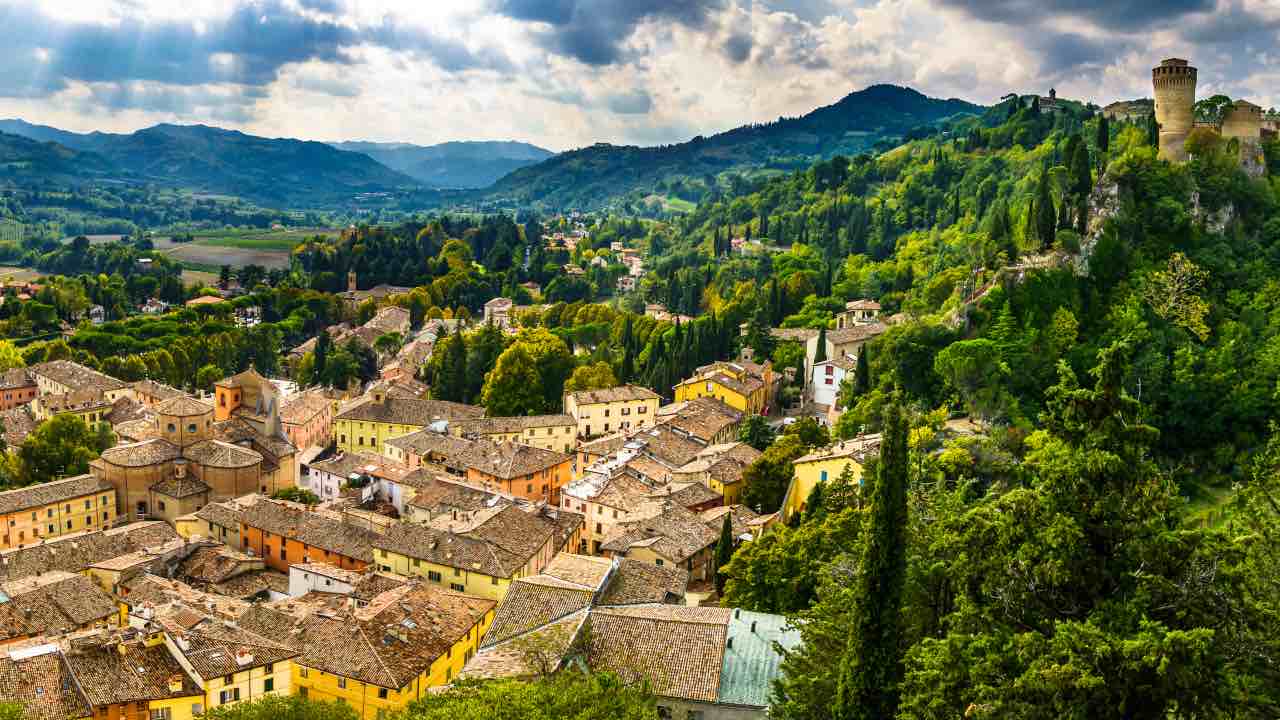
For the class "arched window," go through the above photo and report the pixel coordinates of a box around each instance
[167,423,176,433]
[187,424,197,434]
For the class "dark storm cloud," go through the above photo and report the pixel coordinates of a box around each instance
[723,32,754,64]
[0,1,511,102]
[605,89,653,114]
[1182,2,1280,46]
[492,0,726,65]
[1029,32,1124,72]
[934,0,1216,30]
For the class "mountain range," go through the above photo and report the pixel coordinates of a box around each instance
[329,140,554,188]
[0,84,985,212]
[484,84,985,209]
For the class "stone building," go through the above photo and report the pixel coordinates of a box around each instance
[91,394,296,524]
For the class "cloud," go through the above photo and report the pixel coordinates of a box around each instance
[492,0,727,65]
[934,0,1216,30]
[605,89,653,114]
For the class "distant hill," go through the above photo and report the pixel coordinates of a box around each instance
[0,120,416,207]
[331,140,554,188]
[0,130,114,183]
[485,84,984,210]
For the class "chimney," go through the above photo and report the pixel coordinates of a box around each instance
[740,346,754,363]
[234,648,254,667]
[174,459,187,479]
[168,674,184,692]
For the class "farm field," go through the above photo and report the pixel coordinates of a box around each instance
[64,227,338,270]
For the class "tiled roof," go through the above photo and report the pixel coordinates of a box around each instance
[98,439,181,468]
[183,439,263,469]
[336,396,484,426]
[566,385,660,406]
[827,322,888,345]
[650,481,721,508]
[585,605,731,703]
[112,418,158,443]
[632,424,705,468]
[0,571,117,642]
[239,500,378,562]
[376,505,564,578]
[387,430,475,462]
[0,474,112,515]
[678,369,764,398]
[310,452,410,483]
[0,647,91,720]
[0,521,178,581]
[40,390,112,414]
[845,299,881,311]
[150,476,211,500]
[578,432,628,457]
[130,379,185,402]
[700,505,763,540]
[481,578,593,648]
[64,639,202,706]
[280,390,330,426]
[211,417,296,462]
[0,406,36,447]
[462,441,570,480]
[451,414,575,436]
[599,559,689,606]
[793,434,883,465]
[659,396,743,444]
[107,396,151,426]
[29,360,125,394]
[280,583,494,689]
[214,368,268,389]
[815,354,858,371]
[461,612,585,680]
[600,501,719,564]
[402,473,495,513]
[178,545,262,585]
[0,367,33,389]
[161,609,297,679]
[155,395,213,417]
[540,553,614,591]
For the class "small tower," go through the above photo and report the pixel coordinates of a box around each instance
[1152,58,1198,162]
[347,271,357,293]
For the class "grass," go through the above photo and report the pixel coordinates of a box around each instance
[1184,479,1238,528]
[182,227,336,252]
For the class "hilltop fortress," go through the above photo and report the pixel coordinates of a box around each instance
[1151,58,1267,175]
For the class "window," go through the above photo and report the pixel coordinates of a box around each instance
[265,663,274,674]
[218,688,240,705]
[298,687,308,698]
[337,678,347,689]
[490,576,499,585]
[638,405,647,414]
[47,509,53,518]
[454,567,461,576]
[84,500,90,510]
[655,558,664,566]
[378,688,389,699]
[451,583,465,592]
[264,678,274,693]
[158,501,166,512]
[428,570,442,582]
[187,423,197,433]
[595,523,602,534]
[65,520,72,530]
[192,704,203,716]
[820,470,828,482]
[657,706,672,719]
[167,423,176,433]
[299,668,309,678]
[150,709,172,720]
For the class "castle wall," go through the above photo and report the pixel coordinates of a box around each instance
[1222,103,1262,140]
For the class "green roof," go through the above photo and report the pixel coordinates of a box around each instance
[717,609,802,708]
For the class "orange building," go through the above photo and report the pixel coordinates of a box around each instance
[0,368,37,411]
[235,498,376,573]
[462,441,574,504]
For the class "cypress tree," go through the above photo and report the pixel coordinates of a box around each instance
[833,403,910,720]
[1071,137,1093,198]
[437,326,468,402]
[314,331,331,384]
[1146,112,1160,148]
[1035,175,1057,251]
[853,345,870,396]
[714,514,734,595]
[802,481,825,522]
[814,327,828,364]
[1096,115,1110,154]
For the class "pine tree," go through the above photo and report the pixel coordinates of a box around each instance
[714,514,734,595]
[833,402,909,720]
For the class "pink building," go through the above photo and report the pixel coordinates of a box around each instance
[280,390,333,452]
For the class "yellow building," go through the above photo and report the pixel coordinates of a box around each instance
[62,632,206,720]
[373,503,581,602]
[30,391,114,425]
[448,414,577,453]
[0,473,116,549]
[779,434,882,523]
[673,353,776,416]
[671,442,760,509]
[160,609,297,712]
[335,385,484,454]
[289,584,495,719]
[564,385,661,439]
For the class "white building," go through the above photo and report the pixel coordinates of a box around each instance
[810,355,857,408]
[288,562,360,597]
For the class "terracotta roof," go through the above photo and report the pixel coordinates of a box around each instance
[0,647,91,720]
[178,545,262,585]
[700,504,763,540]
[462,441,570,480]
[632,424,705,468]
[211,417,295,461]
[0,367,33,390]
[451,414,575,437]
[0,521,178,581]
[599,559,689,606]
[0,406,36,447]
[40,390,112,415]
[600,501,719,564]
[185,295,225,306]
[659,396,743,444]
[0,571,117,642]
[815,355,858,371]
[827,322,888,346]
[130,379,185,402]
[351,571,408,602]
[98,439,181,468]
[585,605,731,703]
[280,390,330,426]
[238,500,378,563]
[540,553,614,590]
[566,385,660,406]
[461,612,585,680]
[402,473,495,513]
[183,439,263,469]
[793,434,883,465]
[482,578,593,648]
[388,430,476,462]
[845,299,881,311]
[578,432,628,457]
[150,476,211,500]
[29,360,125,394]
[213,368,267,389]
[64,639,201,707]
[155,395,213,417]
[336,396,484,426]
[0,474,112,515]
[677,369,763,399]
[112,418,158,443]
[649,481,721,508]
[160,609,297,679]
[376,505,566,578]
[106,396,151,426]
[309,452,410,483]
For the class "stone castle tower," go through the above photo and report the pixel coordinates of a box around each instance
[1152,58,1197,162]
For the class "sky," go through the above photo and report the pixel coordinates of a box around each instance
[0,0,1275,152]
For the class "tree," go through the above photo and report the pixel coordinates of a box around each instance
[402,672,655,720]
[738,415,776,451]
[195,364,223,392]
[433,327,469,403]
[1095,114,1110,155]
[813,327,827,363]
[714,513,734,595]
[1194,94,1234,125]
[373,331,403,358]
[17,414,110,486]
[1146,111,1160,148]
[481,344,545,416]
[742,434,807,513]
[564,362,618,394]
[1034,173,1057,251]
[0,340,24,372]
[1141,251,1211,340]
[834,403,909,720]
